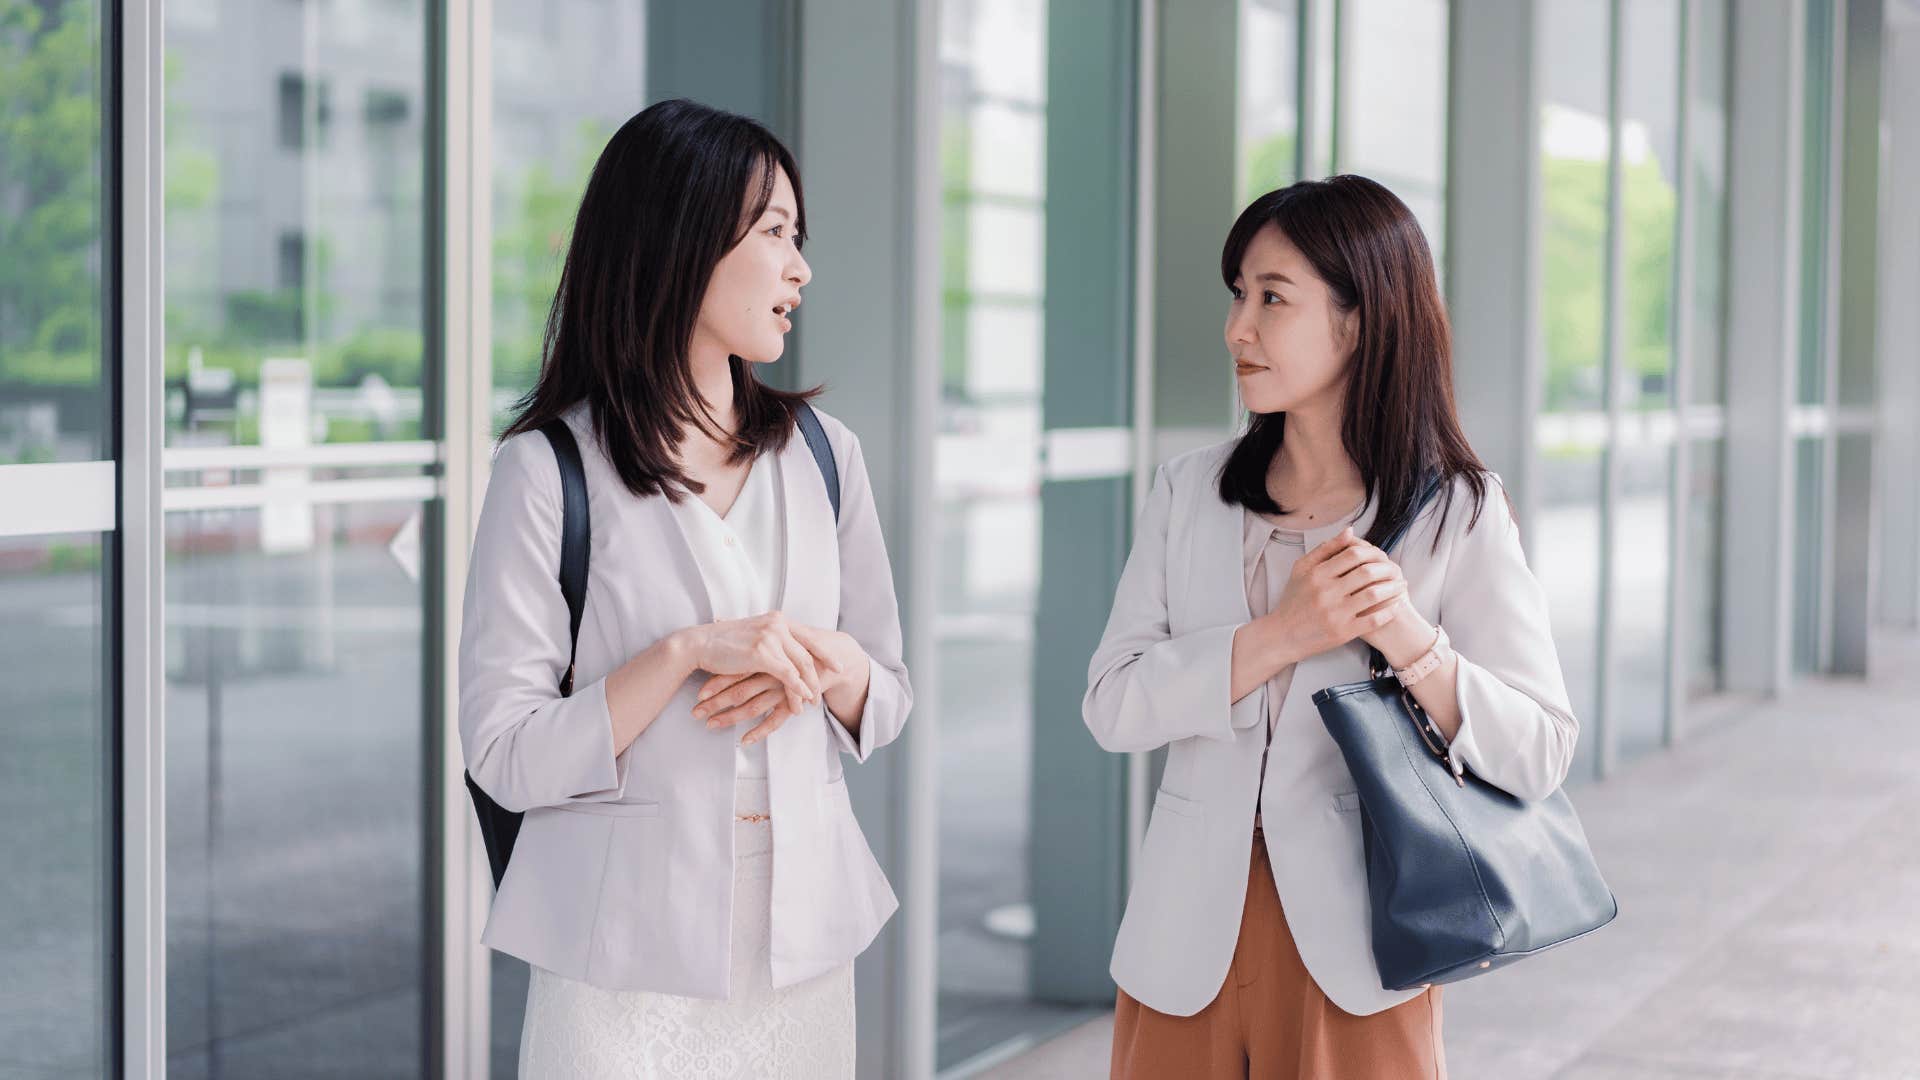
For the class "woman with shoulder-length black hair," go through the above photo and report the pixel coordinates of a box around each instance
[459,98,910,1079]
[1085,175,1578,1077]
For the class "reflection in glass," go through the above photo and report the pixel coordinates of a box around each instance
[1534,444,1604,782]
[1611,439,1671,761]
[1684,438,1725,698]
[1687,0,1730,407]
[1535,0,1609,779]
[165,501,428,1078]
[1792,437,1826,674]
[0,0,108,463]
[938,0,1108,1069]
[163,0,430,449]
[489,3,646,433]
[162,1,435,1074]
[1236,0,1299,203]
[1797,0,1835,409]
[0,533,110,1078]
[1340,0,1449,264]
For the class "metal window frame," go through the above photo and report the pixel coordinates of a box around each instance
[120,0,166,1073]
[436,0,495,1074]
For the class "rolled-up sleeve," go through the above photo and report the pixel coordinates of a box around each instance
[458,432,629,812]
[1441,476,1580,802]
[825,431,913,762]
[1082,465,1265,754]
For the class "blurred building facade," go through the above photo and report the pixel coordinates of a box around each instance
[2,0,1916,1077]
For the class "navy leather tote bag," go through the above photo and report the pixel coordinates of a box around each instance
[1311,476,1617,990]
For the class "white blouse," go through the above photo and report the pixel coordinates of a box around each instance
[668,452,784,781]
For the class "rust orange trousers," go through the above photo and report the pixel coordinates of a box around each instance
[1111,834,1446,1079]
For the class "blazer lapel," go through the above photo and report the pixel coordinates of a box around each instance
[1187,480,1254,628]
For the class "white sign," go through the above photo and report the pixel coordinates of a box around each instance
[260,357,314,554]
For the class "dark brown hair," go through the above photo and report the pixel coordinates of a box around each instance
[502,98,820,500]
[1217,175,1493,550]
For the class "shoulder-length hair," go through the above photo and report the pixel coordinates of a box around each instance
[1216,175,1493,549]
[501,98,820,500]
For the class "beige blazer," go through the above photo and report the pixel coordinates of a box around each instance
[458,403,910,998]
[1084,440,1578,1017]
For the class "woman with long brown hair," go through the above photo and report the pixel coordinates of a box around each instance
[459,99,910,1078]
[1084,175,1578,1077]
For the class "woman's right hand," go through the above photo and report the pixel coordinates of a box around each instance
[678,611,823,717]
[1263,527,1407,667]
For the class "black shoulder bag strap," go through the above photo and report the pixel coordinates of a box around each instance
[794,402,841,523]
[543,419,592,696]
[464,419,592,890]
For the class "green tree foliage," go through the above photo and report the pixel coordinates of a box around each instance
[0,0,102,380]
[1541,151,1676,413]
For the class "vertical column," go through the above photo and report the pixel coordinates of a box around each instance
[1151,0,1240,461]
[1829,0,1884,673]
[1443,0,1539,525]
[1721,1,1804,697]
[1026,0,1138,1005]
[796,1,938,1074]
[433,0,494,1073]
[1878,23,1920,630]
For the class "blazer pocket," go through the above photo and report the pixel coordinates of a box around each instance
[1152,788,1204,821]
[1332,791,1362,814]
[554,799,663,819]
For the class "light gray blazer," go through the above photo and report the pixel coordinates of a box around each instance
[458,403,910,998]
[1084,441,1578,1017]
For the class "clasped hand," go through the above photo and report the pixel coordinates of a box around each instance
[1265,526,1426,665]
[683,612,862,746]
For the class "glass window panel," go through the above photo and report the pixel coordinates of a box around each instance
[1236,0,1300,203]
[164,1,430,450]
[489,2,646,434]
[1797,0,1835,409]
[940,0,1118,1068]
[0,0,110,464]
[1540,0,1612,416]
[1684,437,1725,698]
[1340,0,1449,265]
[0,532,111,1077]
[1687,0,1730,407]
[1619,0,1680,412]
[164,500,429,1078]
[1611,439,1672,761]
[1536,0,1609,780]
[1535,443,1604,782]
[162,2,436,1074]
[1792,436,1826,674]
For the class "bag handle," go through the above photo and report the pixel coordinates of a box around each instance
[539,419,591,697]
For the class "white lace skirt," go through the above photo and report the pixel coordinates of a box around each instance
[516,778,856,1079]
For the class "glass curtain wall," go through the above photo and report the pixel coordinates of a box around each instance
[0,0,115,1074]
[161,2,438,1074]
[1535,0,1730,777]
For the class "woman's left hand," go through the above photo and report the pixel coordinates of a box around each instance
[1346,543,1435,666]
[694,623,868,745]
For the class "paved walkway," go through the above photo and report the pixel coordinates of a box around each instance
[980,631,1920,1079]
